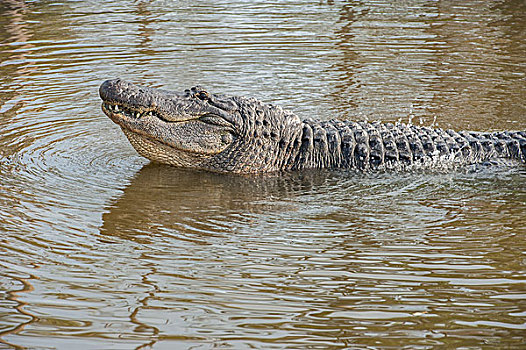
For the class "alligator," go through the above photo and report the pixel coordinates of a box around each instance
[99,79,526,174]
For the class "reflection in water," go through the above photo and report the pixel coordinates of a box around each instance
[487,0,526,128]
[0,0,524,348]
[0,270,38,350]
[328,0,526,128]
[101,164,324,242]
[134,1,155,56]
[128,262,160,350]
[0,0,33,122]
[0,0,33,79]
[420,0,526,129]
[329,1,441,123]
[329,2,366,116]
[97,164,526,348]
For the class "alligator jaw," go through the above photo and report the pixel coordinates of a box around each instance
[102,102,143,121]
[101,101,196,124]
[99,80,238,168]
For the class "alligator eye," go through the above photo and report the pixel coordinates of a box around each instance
[195,91,210,101]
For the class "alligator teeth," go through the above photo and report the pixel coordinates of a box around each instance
[106,103,146,119]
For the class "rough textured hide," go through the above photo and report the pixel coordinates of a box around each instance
[100,79,526,174]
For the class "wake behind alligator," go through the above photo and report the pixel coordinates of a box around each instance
[99,79,526,174]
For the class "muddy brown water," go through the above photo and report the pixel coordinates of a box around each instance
[1,1,525,349]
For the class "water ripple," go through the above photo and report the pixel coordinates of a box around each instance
[0,0,525,348]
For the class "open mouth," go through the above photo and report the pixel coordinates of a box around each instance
[102,102,161,120]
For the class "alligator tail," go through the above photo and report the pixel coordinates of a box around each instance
[491,130,526,163]
[354,123,526,170]
[291,120,526,171]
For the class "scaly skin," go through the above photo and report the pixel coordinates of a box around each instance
[99,79,526,173]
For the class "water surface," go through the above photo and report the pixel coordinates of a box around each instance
[0,0,525,349]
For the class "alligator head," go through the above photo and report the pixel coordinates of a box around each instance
[100,79,303,173]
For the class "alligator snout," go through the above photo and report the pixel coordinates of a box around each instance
[99,79,134,103]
